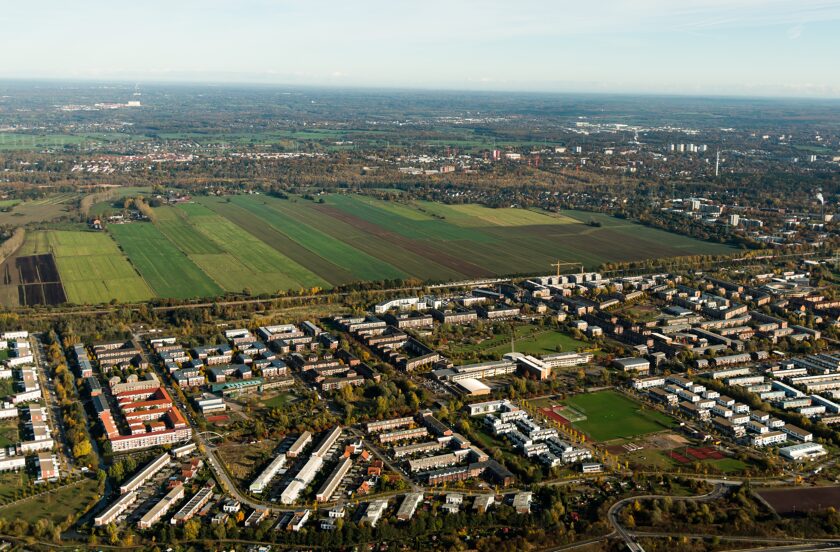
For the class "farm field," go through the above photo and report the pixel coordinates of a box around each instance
[17,230,153,304]
[0,192,739,306]
[562,390,675,442]
[0,193,79,226]
[192,193,734,281]
[108,223,223,299]
[758,486,840,514]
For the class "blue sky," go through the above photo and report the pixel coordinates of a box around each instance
[3,0,840,97]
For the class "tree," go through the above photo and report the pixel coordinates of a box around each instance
[182,519,201,540]
[72,439,92,460]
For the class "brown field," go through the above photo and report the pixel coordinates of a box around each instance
[0,253,66,306]
[207,201,358,285]
[758,486,840,514]
[215,439,278,485]
[315,204,490,278]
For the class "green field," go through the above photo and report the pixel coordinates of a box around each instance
[109,223,223,298]
[449,325,591,358]
[0,192,738,306]
[563,390,675,442]
[0,478,100,525]
[0,419,18,448]
[0,472,28,503]
[22,230,153,304]
[260,392,294,409]
[0,193,79,226]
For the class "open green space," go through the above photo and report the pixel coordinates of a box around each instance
[0,478,100,525]
[0,419,19,448]
[708,457,748,473]
[24,230,153,304]
[260,392,294,409]
[174,202,329,293]
[563,390,675,442]
[216,196,408,284]
[0,192,738,306]
[0,471,28,504]
[0,193,79,226]
[0,132,142,151]
[449,325,591,358]
[108,222,223,299]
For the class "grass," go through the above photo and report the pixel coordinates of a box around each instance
[218,196,408,283]
[0,193,79,226]
[0,478,100,525]
[260,393,293,409]
[0,419,19,448]
[563,390,675,442]
[0,472,28,503]
[24,230,153,304]
[108,222,223,299]
[449,325,591,358]
[709,457,748,473]
[180,204,329,293]
[1,192,739,306]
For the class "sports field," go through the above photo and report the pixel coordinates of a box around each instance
[562,390,675,442]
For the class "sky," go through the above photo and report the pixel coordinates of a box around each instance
[3,0,840,98]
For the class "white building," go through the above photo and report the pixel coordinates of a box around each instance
[779,442,827,461]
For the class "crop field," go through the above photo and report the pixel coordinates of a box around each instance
[562,390,675,442]
[0,193,738,306]
[174,203,329,293]
[19,230,153,304]
[108,223,223,299]
[758,486,840,515]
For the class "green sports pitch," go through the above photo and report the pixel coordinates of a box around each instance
[562,389,675,442]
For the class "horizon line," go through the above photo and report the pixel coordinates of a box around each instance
[2,76,840,104]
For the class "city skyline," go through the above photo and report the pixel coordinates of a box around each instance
[3,0,840,98]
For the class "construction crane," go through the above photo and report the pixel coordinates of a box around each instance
[551,260,584,278]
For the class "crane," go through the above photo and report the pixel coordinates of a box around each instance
[551,260,584,278]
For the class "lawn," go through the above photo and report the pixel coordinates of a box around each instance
[709,457,748,473]
[0,419,19,448]
[563,390,675,442]
[108,222,223,299]
[260,392,294,409]
[450,325,591,358]
[0,478,100,525]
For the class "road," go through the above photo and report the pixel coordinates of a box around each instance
[133,331,294,514]
[13,250,831,321]
[604,484,840,552]
[30,333,74,477]
[606,484,728,551]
